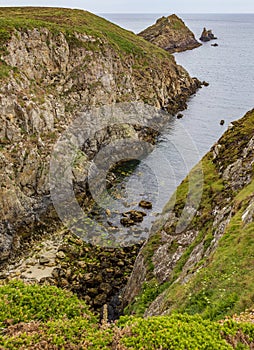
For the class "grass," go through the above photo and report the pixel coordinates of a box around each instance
[176,189,254,320]
[0,59,11,79]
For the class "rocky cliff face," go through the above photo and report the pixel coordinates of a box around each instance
[124,109,254,319]
[139,14,201,53]
[0,8,200,264]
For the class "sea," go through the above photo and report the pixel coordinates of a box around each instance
[94,14,254,236]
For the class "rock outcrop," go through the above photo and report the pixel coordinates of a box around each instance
[0,8,200,263]
[124,109,254,319]
[139,14,201,53]
[200,28,217,42]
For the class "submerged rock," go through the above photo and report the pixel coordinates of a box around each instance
[126,210,147,223]
[121,210,146,226]
[120,217,136,227]
[139,14,201,53]
[139,200,153,209]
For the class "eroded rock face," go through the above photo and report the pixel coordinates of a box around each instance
[123,110,254,316]
[139,14,201,53]
[0,21,200,262]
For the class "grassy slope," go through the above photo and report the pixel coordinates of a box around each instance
[127,109,254,319]
[0,280,254,349]
[0,7,173,80]
[166,110,254,320]
[0,7,171,70]
[160,179,254,320]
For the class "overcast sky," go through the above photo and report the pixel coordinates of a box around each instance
[0,0,253,13]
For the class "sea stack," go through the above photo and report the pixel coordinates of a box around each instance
[139,14,201,53]
[200,27,217,42]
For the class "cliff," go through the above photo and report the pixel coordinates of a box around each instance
[0,8,200,263]
[124,109,254,319]
[139,14,201,53]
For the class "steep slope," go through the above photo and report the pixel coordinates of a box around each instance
[0,8,200,262]
[139,14,201,53]
[124,109,254,319]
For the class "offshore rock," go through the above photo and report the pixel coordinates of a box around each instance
[200,27,217,42]
[139,14,201,53]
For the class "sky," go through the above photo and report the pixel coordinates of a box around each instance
[0,0,253,13]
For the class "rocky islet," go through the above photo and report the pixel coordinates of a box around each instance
[139,14,202,53]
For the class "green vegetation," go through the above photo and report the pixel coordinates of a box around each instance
[119,315,233,349]
[124,279,170,317]
[167,183,254,320]
[126,109,254,319]
[158,111,254,320]
[0,280,96,325]
[217,109,254,170]
[169,15,186,30]
[0,7,171,58]
[0,59,11,79]
[0,280,254,349]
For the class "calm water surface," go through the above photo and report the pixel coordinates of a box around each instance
[96,14,254,232]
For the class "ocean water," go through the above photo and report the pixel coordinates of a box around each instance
[96,14,254,233]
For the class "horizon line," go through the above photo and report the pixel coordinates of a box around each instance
[0,7,253,14]
[99,12,254,14]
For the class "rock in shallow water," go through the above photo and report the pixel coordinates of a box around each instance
[120,217,135,227]
[126,210,147,222]
[139,200,153,209]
